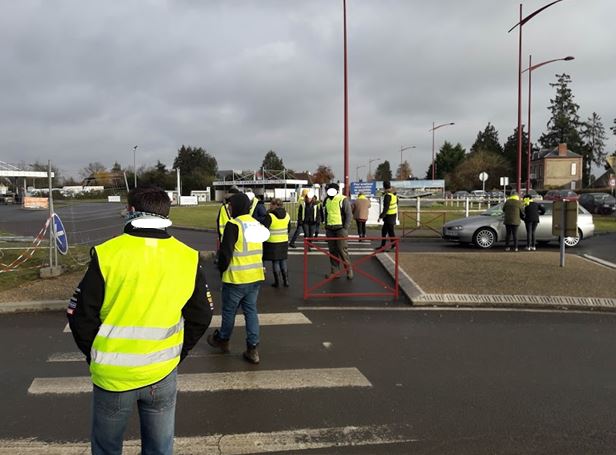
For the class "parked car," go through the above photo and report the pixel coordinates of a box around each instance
[543,189,578,201]
[520,188,543,201]
[470,190,488,201]
[442,200,594,249]
[453,190,470,199]
[579,193,616,215]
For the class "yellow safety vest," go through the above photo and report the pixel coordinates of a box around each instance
[324,194,345,226]
[218,203,231,237]
[301,202,319,222]
[267,213,290,243]
[222,214,265,284]
[386,193,398,215]
[91,234,198,392]
[249,197,258,216]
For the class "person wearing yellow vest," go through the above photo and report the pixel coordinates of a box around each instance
[376,180,398,251]
[208,192,270,364]
[262,198,291,288]
[216,186,241,242]
[67,185,213,455]
[323,182,354,279]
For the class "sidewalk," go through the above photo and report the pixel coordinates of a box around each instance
[377,251,616,311]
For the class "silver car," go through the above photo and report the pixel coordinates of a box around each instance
[442,201,594,249]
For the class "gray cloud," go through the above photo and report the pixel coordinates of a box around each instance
[1,0,614,181]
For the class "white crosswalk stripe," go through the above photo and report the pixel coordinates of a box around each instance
[63,312,311,333]
[0,424,418,454]
[28,367,371,395]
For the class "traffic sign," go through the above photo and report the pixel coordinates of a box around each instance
[479,172,488,182]
[52,213,68,255]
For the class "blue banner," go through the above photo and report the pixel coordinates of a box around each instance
[350,181,377,197]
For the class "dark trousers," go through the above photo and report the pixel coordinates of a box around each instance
[355,219,367,238]
[303,223,317,239]
[505,224,519,249]
[380,215,396,247]
[325,227,351,272]
[525,221,538,248]
[289,224,302,246]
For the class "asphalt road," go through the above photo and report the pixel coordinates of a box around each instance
[1,203,614,264]
[3,293,616,453]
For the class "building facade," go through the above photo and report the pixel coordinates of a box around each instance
[531,143,583,190]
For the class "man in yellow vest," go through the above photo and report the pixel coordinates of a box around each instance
[376,180,398,251]
[208,192,270,364]
[67,185,213,455]
[323,182,354,279]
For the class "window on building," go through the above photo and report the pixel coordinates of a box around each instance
[571,162,577,176]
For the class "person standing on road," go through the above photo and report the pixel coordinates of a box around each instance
[376,181,398,251]
[352,192,371,241]
[523,193,545,251]
[289,188,310,248]
[252,194,268,224]
[216,186,241,244]
[67,185,213,455]
[262,198,291,288]
[208,192,270,364]
[323,183,353,279]
[503,191,525,252]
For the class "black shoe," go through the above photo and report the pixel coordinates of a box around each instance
[271,272,280,288]
[281,270,290,287]
[289,243,296,248]
[243,346,260,364]
[206,330,230,353]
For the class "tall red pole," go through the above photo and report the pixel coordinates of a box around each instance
[527,54,532,192]
[516,3,523,195]
[343,0,350,196]
[431,121,435,180]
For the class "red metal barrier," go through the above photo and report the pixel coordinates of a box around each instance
[303,236,399,300]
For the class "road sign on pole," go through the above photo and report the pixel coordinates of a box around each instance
[52,213,69,255]
[479,172,488,193]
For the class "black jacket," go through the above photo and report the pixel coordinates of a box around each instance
[67,224,213,364]
[524,201,546,223]
[217,193,252,275]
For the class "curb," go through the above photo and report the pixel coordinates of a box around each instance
[0,300,66,314]
[375,252,616,312]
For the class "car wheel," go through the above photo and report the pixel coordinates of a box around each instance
[473,228,496,249]
[562,229,582,248]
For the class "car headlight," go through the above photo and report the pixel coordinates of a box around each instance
[447,225,464,230]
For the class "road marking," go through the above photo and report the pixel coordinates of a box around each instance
[297,306,616,316]
[47,350,225,363]
[64,312,311,333]
[0,424,418,454]
[582,253,616,270]
[381,252,426,295]
[28,367,372,395]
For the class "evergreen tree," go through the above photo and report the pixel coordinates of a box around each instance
[374,161,392,181]
[261,150,285,170]
[470,122,503,155]
[502,127,531,185]
[425,141,466,179]
[580,113,607,187]
[539,73,583,152]
[172,146,218,195]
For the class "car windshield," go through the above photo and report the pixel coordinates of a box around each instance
[481,203,504,217]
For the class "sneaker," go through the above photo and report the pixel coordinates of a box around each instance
[531,246,536,251]
[514,248,519,252]
[243,346,260,364]
[526,247,532,251]
[206,330,230,353]
[289,243,296,248]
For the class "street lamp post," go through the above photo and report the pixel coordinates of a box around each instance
[133,145,138,189]
[508,0,564,193]
[522,55,574,191]
[400,145,416,178]
[368,158,381,181]
[355,165,366,181]
[429,122,454,180]
[342,0,350,196]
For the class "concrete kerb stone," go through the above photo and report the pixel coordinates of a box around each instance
[0,300,66,314]
[375,252,616,312]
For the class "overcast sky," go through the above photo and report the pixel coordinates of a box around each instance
[1,0,615,182]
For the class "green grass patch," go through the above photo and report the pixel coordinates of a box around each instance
[169,203,220,229]
[0,242,90,291]
[593,214,616,233]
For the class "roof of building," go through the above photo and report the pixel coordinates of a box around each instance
[536,146,581,160]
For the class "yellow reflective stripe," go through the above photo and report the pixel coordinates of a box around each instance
[269,229,287,235]
[228,263,264,272]
[235,249,263,257]
[91,344,182,367]
[97,319,184,341]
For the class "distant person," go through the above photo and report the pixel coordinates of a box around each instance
[523,193,545,251]
[302,190,322,244]
[289,188,311,248]
[216,186,240,243]
[352,192,371,241]
[323,183,353,279]
[503,191,525,252]
[67,185,212,455]
[262,198,291,288]
[208,192,270,364]
[252,193,268,224]
[376,181,398,251]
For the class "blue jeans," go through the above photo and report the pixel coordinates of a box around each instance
[219,282,261,347]
[91,369,177,455]
[272,259,288,274]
